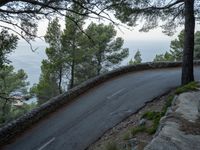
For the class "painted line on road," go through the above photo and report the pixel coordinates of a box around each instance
[38,137,55,150]
[107,88,126,99]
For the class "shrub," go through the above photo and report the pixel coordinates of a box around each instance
[131,125,146,136]
[142,111,160,120]
[175,81,199,94]
[123,132,130,140]
[105,142,119,150]
[161,95,174,116]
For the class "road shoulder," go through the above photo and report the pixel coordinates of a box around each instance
[87,82,200,150]
[87,90,174,150]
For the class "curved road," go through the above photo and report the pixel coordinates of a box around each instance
[3,67,200,150]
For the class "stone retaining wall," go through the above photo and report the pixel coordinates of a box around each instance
[0,61,200,146]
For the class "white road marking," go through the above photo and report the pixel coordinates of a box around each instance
[107,88,126,99]
[38,137,55,150]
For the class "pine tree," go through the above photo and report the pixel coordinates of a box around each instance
[110,0,199,84]
[31,61,60,105]
[84,23,129,75]
[154,30,200,62]
[0,29,29,123]
[133,50,142,64]
[153,52,174,62]
[44,17,65,94]
[0,30,18,68]
[0,65,29,123]
[61,4,86,89]
[170,30,184,61]
[31,18,64,104]
[194,31,200,59]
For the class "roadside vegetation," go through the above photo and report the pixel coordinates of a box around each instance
[153,30,200,62]
[175,81,199,94]
[127,94,174,138]
[0,30,37,126]
[105,142,119,150]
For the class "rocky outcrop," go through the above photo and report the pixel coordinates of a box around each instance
[145,91,200,150]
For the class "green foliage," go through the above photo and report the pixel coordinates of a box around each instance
[43,17,64,93]
[61,5,86,88]
[131,125,146,136]
[141,111,162,135]
[0,29,32,125]
[31,60,61,104]
[31,18,66,103]
[148,114,161,134]
[0,102,37,125]
[170,30,200,60]
[146,126,157,135]
[147,95,174,134]
[169,30,184,61]
[142,111,160,120]
[104,141,119,150]
[123,132,130,140]
[154,30,200,62]
[0,30,18,67]
[0,65,30,125]
[194,31,200,59]
[153,51,174,62]
[0,65,29,94]
[130,94,175,136]
[161,95,174,116]
[32,7,86,102]
[84,23,129,75]
[129,50,142,65]
[110,1,197,36]
[32,8,129,104]
[128,59,134,65]
[175,81,199,95]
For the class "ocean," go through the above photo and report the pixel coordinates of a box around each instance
[8,39,170,86]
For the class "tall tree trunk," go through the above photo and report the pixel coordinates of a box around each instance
[181,0,195,85]
[2,99,8,119]
[96,48,102,76]
[58,67,62,94]
[70,59,75,89]
[97,58,101,76]
[69,38,76,89]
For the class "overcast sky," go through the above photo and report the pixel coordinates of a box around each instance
[36,18,178,42]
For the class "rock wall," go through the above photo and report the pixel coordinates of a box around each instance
[0,61,200,146]
[145,89,200,150]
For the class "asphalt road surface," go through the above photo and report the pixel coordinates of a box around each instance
[3,67,200,150]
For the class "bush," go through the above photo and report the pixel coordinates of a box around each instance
[131,125,146,136]
[161,95,174,116]
[175,81,199,94]
[0,102,37,126]
[140,94,175,135]
[105,142,119,150]
[142,111,160,120]
[123,132,130,140]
